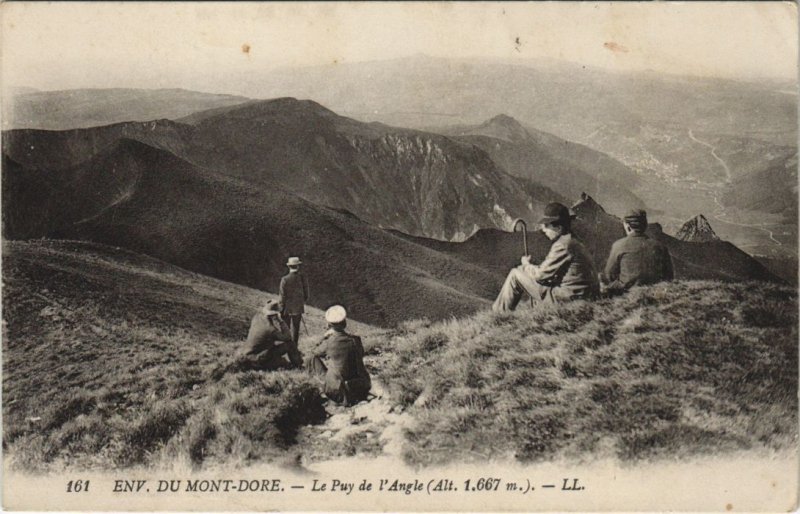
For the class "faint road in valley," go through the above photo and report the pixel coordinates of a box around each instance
[688,129,782,246]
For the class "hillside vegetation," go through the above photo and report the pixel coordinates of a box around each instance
[2,240,381,471]
[378,281,798,465]
[4,241,795,471]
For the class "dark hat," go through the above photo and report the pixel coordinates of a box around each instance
[537,202,576,225]
[624,209,647,223]
[624,209,648,231]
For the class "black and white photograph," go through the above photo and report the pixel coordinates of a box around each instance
[1,2,797,511]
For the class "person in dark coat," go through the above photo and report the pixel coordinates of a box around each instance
[305,305,371,406]
[279,256,308,367]
[602,209,674,294]
[211,300,294,380]
[493,202,599,312]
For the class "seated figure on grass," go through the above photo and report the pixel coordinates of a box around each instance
[305,305,371,406]
[493,202,599,312]
[212,300,298,380]
[602,209,674,295]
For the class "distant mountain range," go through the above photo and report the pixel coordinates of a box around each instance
[6,71,794,247]
[1,92,784,326]
[5,98,566,241]
[3,88,249,130]
[237,55,797,252]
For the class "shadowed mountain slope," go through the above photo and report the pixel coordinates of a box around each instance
[3,88,250,130]
[437,115,644,216]
[4,98,564,241]
[3,139,503,326]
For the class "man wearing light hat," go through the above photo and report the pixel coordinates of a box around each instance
[493,202,599,311]
[211,299,295,379]
[305,305,371,406]
[279,256,309,367]
[602,209,673,293]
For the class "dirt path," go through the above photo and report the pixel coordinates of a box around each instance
[688,129,783,246]
[300,354,415,465]
[687,129,732,182]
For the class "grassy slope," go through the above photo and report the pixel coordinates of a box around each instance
[377,281,798,466]
[2,240,381,471]
[4,241,796,471]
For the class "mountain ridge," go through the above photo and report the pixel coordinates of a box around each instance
[4,98,565,241]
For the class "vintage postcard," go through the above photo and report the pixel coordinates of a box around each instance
[1,1,797,511]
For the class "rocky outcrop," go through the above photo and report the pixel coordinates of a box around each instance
[676,215,720,243]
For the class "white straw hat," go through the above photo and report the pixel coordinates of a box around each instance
[325,305,347,324]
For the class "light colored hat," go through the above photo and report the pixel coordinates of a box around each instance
[286,256,302,266]
[261,299,282,316]
[325,305,347,324]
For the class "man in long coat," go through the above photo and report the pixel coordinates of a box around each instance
[279,256,308,367]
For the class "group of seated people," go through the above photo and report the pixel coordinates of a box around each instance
[493,202,673,311]
[216,202,672,407]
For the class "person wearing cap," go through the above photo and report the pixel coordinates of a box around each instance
[305,305,371,406]
[492,202,599,311]
[602,209,673,293]
[211,299,294,379]
[279,256,309,367]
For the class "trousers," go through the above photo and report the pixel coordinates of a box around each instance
[492,266,556,312]
[307,357,371,406]
[281,314,304,366]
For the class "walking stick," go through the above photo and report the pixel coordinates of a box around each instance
[512,218,534,307]
[512,218,529,256]
[301,316,310,336]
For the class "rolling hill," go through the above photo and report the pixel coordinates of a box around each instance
[4,98,563,241]
[2,139,503,326]
[3,88,250,130]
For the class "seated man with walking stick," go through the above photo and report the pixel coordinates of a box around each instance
[493,202,599,311]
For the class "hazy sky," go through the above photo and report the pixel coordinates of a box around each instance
[2,2,797,93]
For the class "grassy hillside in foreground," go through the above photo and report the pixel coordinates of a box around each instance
[2,240,381,471]
[4,240,796,470]
[377,281,798,466]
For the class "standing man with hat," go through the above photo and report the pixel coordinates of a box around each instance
[602,209,673,294]
[493,202,599,311]
[306,305,371,406]
[279,256,308,368]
